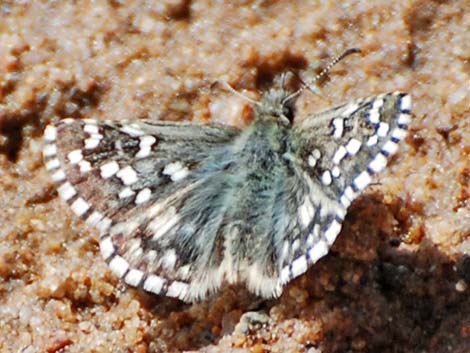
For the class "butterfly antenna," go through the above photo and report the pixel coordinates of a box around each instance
[215,80,262,106]
[282,47,362,103]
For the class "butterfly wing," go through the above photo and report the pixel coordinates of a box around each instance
[275,92,411,286]
[43,118,242,302]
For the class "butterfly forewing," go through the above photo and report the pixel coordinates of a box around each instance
[292,92,411,207]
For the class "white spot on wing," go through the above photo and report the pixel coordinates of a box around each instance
[70,197,90,217]
[344,186,356,201]
[346,138,361,155]
[369,98,384,124]
[118,187,136,199]
[85,135,102,150]
[67,149,83,164]
[116,165,139,185]
[382,140,399,155]
[377,122,390,137]
[332,145,347,164]
[290,256,308,277]
[163,162,182,175]
[400,94,411,111]
[353,171,372,190]
[124,269,144,287]
[83,124,100,135]
[57,182,77,201]
[324,219,342,245]
[45,158,60,171]
[136,147,151,159]
[86,210,104,226]
[366,135,378,146]
[163,161,189,182]
[135,188,151,204]
[43,144,57,157]
[109,255,129,277]
[143,275,165,294]
[336,208,346,220]
[44,125,57,141]
[391,128,408,140]
[84,124,99,134]
[308,240,329,263]
[332,118,344,139]
[166,281,189,299]
[321,170,332,185]
[398,113,411,126]
[340,195,351,208]
[136,135,157,159]
[140,135,156,146]
[100,161,120,178]
[79,160,92,173]
[308,155,317,167]
[368,153,388,173]
[307,149,321,167]
[51,170,66,182]
[331,166,341,178]
[100,236,115,260]
[139,135,157,147]
[171,168,189,181]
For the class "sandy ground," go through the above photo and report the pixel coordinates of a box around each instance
[1,1,470,352]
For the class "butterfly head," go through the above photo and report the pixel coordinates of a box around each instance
[255,87,295,125]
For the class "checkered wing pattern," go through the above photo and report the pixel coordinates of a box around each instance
[43,119,242,301]
[276,92,411,285]
[43,90,411,302]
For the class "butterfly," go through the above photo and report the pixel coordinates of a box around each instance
[42,50,411,302]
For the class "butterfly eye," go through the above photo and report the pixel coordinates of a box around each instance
[282,100,295,123]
